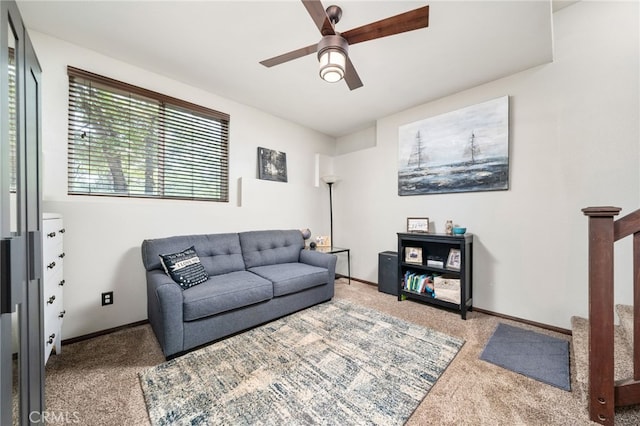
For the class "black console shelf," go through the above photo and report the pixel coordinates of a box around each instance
[397,232,473,319]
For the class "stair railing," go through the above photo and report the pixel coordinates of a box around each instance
[583,206,640,425]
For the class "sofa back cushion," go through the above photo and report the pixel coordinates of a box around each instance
[141,233,245,276]
[239,230,303,269]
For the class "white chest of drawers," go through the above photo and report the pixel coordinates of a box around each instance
[43,213,65,364]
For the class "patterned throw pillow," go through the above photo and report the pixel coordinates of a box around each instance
[159,246,209,289]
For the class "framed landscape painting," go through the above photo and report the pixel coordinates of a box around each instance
[398,96,509,196]
[257,147,288,182]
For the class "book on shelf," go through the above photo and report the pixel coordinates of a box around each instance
[403,271,435,296]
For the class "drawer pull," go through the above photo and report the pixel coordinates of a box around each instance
[47,334,55,345]
[47,232,56,238]
[59,279,65,287]
[47,295,56,305]
[58,310,66,319]
[47,261,56,269]
[58,252,65,259]
[59,228,66,234]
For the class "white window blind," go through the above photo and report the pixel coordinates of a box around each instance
[67,66,229,202]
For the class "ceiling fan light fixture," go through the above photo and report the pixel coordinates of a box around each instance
[317,35,348,83]
[319,49,345,83]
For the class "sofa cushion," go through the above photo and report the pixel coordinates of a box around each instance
[248,263,328,297]
[142,233,246,276]
[159,246,209,289]
[182,271,273,321]
[239,230,303,268]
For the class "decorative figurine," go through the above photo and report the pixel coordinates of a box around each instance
[300,228,311,240]
[445,220,453,235]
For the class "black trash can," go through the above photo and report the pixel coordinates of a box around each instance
[378,251,398,296]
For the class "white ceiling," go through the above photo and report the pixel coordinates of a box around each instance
[17,0,557,138]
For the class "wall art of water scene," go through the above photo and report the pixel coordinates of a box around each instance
[398,96,509,196]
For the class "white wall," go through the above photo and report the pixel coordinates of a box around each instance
[30,1,639,338]
[333,1,639,329]
[335,125,376,155]
[32,32,336,339]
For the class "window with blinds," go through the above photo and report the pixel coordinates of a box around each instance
[67,66,229,202]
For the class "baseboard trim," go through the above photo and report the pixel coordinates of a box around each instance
[342,276,572,336]
[61,278,364,345]
[62,278,375,344]
[337,275,377,286]
[62,280,571,345]
[472,307,571,335]
[61,319,149,346]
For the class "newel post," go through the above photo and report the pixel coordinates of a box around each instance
[582,206,621,425]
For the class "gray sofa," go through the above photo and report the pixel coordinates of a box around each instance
[141,229,337,358]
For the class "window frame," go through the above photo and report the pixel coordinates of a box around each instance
[67,66,230,202]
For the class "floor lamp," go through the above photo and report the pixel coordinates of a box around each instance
[321,175,339,248]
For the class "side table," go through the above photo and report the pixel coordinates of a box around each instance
[312,246,351,284]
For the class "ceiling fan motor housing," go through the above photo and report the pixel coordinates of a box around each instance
[317,34,348,58]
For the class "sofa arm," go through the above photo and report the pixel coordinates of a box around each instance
[146,270,184,357]
[300,250,337,282]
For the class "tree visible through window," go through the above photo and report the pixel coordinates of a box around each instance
[67,67,229,202]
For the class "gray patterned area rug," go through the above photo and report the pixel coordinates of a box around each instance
[139,299,464,425]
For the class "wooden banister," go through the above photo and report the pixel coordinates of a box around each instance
[614,209,640,240]
[583,206,640,425]
[634,231,640,381]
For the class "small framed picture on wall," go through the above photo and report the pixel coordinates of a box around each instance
[257,147,288,182]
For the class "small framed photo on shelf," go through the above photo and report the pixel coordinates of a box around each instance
[405,247,423,264]
[446,249,461,271]
[407,217,429,233]
[315,235,331,247]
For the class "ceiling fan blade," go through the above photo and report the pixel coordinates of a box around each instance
[260,43,318,68]
[342,5,429,46]
[344,57,363,91]
[301,0,335,35]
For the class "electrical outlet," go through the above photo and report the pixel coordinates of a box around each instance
[101,291,113,306]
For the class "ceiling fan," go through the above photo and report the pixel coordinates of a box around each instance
[259,1,430,90]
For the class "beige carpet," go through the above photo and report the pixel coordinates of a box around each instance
[44,279,621,425]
